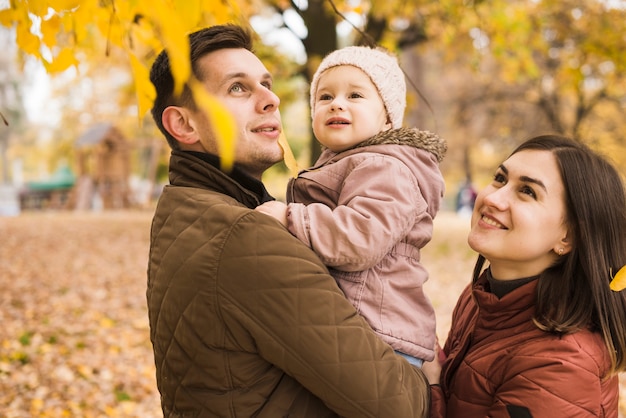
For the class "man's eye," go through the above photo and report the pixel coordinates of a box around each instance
[229,83,243,93]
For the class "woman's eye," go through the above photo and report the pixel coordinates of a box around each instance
[493,173,506,184]
[520,185,537,199]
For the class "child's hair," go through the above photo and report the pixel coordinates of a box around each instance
[309,46,406,129]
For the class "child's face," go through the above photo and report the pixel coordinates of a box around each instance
[312,65,391,152]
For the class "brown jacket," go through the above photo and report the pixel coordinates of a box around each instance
[147,150,430,417]
[286,128,446,361]
[430,271,618,417]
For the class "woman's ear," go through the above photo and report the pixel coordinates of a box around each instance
[162,106,200,146]
[555,233,573,256]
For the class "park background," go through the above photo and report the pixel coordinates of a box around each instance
[1,0,625,416]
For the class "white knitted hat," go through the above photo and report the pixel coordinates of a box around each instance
[310,46,406,129]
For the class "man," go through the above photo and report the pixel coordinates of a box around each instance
[146,24,430,417]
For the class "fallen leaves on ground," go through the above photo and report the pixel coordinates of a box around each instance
[0,211,160,417]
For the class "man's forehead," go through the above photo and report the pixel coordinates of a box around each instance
[200,48,271,82]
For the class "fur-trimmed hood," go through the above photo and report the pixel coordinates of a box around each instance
[350,127,447,163]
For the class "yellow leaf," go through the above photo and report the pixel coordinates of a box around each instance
[68,0,100,44]
[189,79,236,171]
[278,131,300,178]
[129,53,156,124]
[0,8,16,27]
[104,406,117,416]
[102,7,126,48]
[130,15,162,53]
[16,20,41,57]
[26,0,47,17]
[48,0,82,12]
[99,317,115,328]
[174,0,201,31]
[149,1,190,96]
[30,397,44,412]
[44,47,78,73]
[41,15,62,48]
[610,265,626,292]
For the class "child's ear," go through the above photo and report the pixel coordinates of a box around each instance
[384,117,393,131]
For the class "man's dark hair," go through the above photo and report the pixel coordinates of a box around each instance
[149,24,254,149]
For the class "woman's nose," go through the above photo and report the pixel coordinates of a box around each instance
[482,186,509,210]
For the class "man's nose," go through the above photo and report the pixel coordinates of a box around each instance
[260,88,280,112]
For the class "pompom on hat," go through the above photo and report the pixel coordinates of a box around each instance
[309,45,407,129]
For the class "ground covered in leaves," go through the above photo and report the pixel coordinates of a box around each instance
[1,211,160,417]
[1,211,624,417]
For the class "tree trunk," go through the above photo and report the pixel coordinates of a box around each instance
[298,0,338,165]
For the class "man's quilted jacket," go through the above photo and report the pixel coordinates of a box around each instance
[147,150,430,418]
[429,271,618,417]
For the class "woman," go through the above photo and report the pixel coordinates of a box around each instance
[426,135,626,417]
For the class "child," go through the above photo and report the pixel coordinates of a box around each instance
[257,45,446,366]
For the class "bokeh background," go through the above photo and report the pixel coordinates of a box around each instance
[1,0,625,416]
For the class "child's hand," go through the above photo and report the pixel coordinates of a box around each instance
[256,201,288,227]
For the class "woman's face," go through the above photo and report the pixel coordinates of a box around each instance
[468,149,571,280]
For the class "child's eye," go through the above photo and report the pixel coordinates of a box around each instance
[319,94,332,101]
[349,92,363,99]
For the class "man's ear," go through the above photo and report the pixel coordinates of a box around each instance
[162,106,200,146]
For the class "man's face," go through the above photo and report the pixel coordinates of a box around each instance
[194,48,283,179]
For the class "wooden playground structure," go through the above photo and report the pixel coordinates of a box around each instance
[72,123,132,210]
[19,123,135,211]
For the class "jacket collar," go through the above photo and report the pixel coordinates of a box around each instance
[347,127,447,162]
[168,150,274,208]
[472,269,538,330]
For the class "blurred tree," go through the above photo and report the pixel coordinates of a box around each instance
[422,0,626,183]
[2,0,624,187]
[0,27,26,184]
